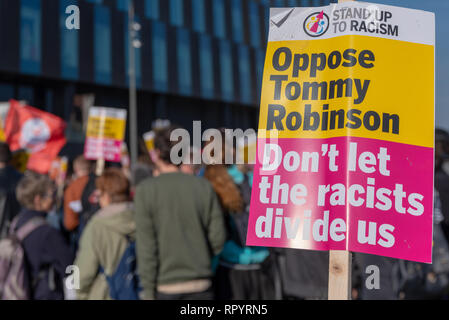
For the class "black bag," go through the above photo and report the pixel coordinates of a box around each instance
[395,191,449,299]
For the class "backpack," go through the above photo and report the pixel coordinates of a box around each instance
[99,237,142,300]
[0,216,47,300]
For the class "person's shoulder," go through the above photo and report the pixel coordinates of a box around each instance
[65,175,89,192]
[184,174,215,192]
[5,166,23,184]
[77,213,103,241]
[136,175,156,192]
[72,175,90,187]
[40,223,66,243]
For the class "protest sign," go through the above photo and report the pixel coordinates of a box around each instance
[5,100,67,174]
[143,131,155,154]
[246,2,435,264]
[84,106,127,163]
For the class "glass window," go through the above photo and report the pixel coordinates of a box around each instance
[60,0,79,80]
[177,29,192,96]
[287,0,300,6]
[192,0,206,33]
[273,0,286,7]
[219,41,233,102]
[198,35,214,99]
[255,49,266,101]
[238,46,251,104]
[94,5,112,84]
[145,0,159,20]
[17,86,34,105]
[45,89,54,113]
[20,0,41,75]
[152,21,168,92]
[125,15,142,88]
[0,84,14,102]
[231,0,243,43]
[248,0,260,48]
[116,0,129,11]
[170,0,183,27]
[213,0,226,39]
[260,0,270,40]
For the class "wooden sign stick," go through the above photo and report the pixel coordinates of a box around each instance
[328,0,356,301]
[96,158,105,176]
[328,250,352,300]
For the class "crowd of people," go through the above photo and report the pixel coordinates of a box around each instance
[1,125,449,300]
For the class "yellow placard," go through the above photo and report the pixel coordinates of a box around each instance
[86,116,126,140]
[258,36,434,148]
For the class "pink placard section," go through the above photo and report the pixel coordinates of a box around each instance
[246,136,434,263]
[84,138,122,162]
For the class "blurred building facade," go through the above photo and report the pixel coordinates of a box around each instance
[0,0,330,155]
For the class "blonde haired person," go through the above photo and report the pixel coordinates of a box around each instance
[13,172,73,300]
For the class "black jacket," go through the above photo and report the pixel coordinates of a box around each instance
[277,249,329,299]
[15,209,74,300]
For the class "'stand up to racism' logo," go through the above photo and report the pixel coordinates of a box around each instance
[303,10,330,37]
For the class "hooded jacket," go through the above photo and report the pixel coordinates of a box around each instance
[74,202,135,300]
[15,209,74,300]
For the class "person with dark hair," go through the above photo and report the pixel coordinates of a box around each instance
[74,168,136,300]
[0,142,23,239]
[435,128,449,242]
[135,126,226,300]
[12,172,74,300]
[203,129,276,300]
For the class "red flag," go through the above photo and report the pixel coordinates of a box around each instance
[4,100,67,174]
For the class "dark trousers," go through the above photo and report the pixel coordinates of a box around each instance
[155,287,214,300]
[215,262,276,300]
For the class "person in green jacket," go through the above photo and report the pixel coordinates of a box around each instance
[135,126,226,300]
[74,168,135,300]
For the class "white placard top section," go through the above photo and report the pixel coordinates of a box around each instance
[269,1,435,46]
[89,106,127,120]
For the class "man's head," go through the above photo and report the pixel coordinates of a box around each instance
[152,126,183,172]
[0,142,12,168]
[73,155,92,178]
